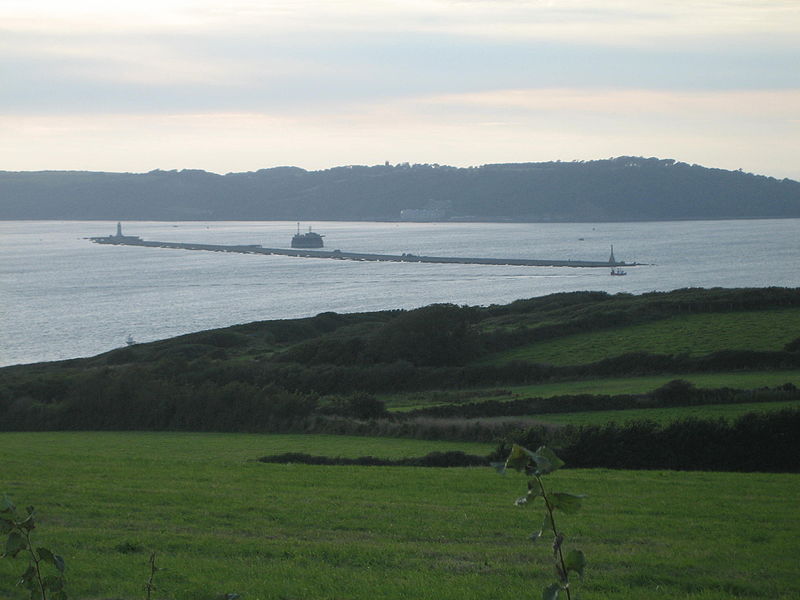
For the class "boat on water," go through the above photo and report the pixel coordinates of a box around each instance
[608,245,627,275]
[291,224,324,248]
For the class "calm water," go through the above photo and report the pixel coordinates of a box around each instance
[2,219,798,367]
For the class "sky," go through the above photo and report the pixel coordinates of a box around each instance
[1,0,799,179]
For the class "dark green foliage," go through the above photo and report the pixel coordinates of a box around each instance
[406,383,800,419]
[499,408,800,472]
[1,288,799,437]
[105,347,137,365]
[649,378,696,404]
[1,497,67,600]
[0,372,317,432]
[785,337,800,352]
[113,542,144,554]
[276,336,368,366]
[367,304,480,366]
[318,394,388,419]
[257,450,488,467]
[192,331,252,349]
[497,446,585,600]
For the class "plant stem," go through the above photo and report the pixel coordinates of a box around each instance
[24,529,47,600]
[145,551,157,600]
[536,475,572,600]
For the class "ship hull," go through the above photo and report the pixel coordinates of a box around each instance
[291,234,324,248]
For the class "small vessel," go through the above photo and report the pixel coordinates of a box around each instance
[291,223,324,248]
[610,267,627,276]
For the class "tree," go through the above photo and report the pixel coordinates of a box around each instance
[368,304,479,366]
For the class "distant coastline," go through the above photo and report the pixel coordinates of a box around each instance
[2,156,799,222]
[3,215,799,224]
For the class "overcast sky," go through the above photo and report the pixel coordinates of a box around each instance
[2,1,799,179]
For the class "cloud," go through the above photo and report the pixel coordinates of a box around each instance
[416,88,800,120]
[4,1,799,41]
[0,1,797,178]
[2,86,798,179]
[2,23,797,119]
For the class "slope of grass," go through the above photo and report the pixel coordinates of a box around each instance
[382,370,800,411]
[524,399,800,426]
[1,432,799,600]
[481,308,800,366]
[500,370,800,398]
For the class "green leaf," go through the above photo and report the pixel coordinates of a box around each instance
[542,511,554,534]
[565,549,587,578]
[0,495,15,514]
[37,547,65,572]
[531,512,554,542]
[4,531,28,558]
[531,446,565,476]
[37,546,54,562]
[542,582,561,600]
[514,486,542,507]
[18,513,36,532]
[53,554,66,574]
[17,564,37,590]
[490,461,507,474]
[42,574,64,592]
[0,516,13,534]
[505,444,537,472]
[550,492,586,514]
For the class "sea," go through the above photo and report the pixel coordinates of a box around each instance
[2,219,799,367]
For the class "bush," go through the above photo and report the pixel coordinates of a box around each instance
[500,408,800,472]
[318,394,388,419]
[257,450,489,468]
[367,304,480,366]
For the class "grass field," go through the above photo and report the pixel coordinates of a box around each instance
[514,400,800,426]
[481,308,800,366]
[382,370,800,411]
[2,432,799,600]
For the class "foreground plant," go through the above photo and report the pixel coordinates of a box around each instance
[496,445,586,600]
[144,551,159,600]
[1,495,67,600]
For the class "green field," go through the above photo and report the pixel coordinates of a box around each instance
[482,309,800,366]
[2,432,798,600]
[382,370,800,411]
[519,400,800,426]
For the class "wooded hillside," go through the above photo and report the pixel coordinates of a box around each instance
[2,157,799,221]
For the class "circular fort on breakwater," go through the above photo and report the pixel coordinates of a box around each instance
[90,223,638,269]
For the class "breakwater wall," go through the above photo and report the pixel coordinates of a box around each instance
[90,236,635,268]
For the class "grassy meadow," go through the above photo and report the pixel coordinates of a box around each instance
[481,308,800,366]
[381,370,800,412]
[517,399,800,426]
[2,432,799,600]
